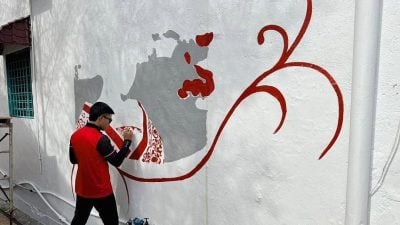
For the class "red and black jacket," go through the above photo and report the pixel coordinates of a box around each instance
[69,123,131,198]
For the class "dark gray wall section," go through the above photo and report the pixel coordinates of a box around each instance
[121,31,209,162]
[74,75,103,119]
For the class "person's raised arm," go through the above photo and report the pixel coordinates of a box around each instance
[97,128,133,167]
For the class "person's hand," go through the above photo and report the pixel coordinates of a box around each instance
[122,127,133,141]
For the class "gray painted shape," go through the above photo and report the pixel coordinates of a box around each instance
[152,33,161,41]
[121,32,209,162]
[163,30,180,41]
[31,0,52,16]
[74,75,103,119]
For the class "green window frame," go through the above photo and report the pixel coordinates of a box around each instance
[6,48,34,118]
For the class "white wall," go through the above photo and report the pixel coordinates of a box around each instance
[370,0,400,224]
[0,0,396,225]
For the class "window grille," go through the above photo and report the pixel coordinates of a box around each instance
[6,48,34,118]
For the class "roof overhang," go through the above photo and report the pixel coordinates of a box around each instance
[0,16,31,55]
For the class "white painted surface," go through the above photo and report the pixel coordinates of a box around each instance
[0,0,395,225]
[370,0,400,224]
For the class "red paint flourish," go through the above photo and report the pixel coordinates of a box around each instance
[195,32,213,47]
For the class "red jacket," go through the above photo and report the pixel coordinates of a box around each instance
[70,125,113,198]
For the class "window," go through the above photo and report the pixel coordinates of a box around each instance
[6,48,34,118]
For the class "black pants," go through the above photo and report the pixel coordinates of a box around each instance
[71,193,118,225]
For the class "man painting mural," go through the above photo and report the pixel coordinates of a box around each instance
[69,102,133,225]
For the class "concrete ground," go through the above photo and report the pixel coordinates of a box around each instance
[0,204,41,225]
[0,211,17,225]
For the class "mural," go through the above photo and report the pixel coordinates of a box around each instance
[74,0,343,183]
[120,30,210,162]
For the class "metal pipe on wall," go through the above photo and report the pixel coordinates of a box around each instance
[28,0,43,174]
[345,0,383,224]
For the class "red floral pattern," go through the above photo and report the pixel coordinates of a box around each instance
[141,121,164,164]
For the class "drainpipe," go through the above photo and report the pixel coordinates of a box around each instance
[345,0,383,225]
[29,0,43,174]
